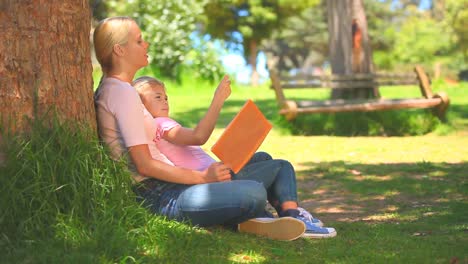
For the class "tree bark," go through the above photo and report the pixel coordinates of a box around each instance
[0,0,96,134]
[249,40,259,87]
[327,0,353,76]
[327,0,378,99]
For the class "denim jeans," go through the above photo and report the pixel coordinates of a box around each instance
[135,152,298,227]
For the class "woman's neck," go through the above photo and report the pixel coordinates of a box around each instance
[106,67,136,84]
[107,72,134,83]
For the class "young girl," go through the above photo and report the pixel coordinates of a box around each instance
[133,75,227,171]
[132,76,337,238]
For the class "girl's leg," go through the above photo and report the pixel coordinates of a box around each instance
[233,154,298,210]
[160,180,267,227]
[234,153,337,238]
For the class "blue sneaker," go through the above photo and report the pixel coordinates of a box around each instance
[280,208,337,238]
[297,207,324,227]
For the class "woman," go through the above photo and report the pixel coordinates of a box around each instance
[93,16,336,240]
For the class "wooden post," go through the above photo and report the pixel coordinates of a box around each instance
[432,92,450,121]
[414,66,434,98]
[269,69,287,107]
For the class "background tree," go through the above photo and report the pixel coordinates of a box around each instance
[263,2,328,74]
[0,0,95,134]
[202,0,318,86]
[264,0,395,74]
[327,0,378,99]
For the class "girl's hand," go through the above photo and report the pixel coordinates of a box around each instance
[202,162,232,182]
[213,75,231,103]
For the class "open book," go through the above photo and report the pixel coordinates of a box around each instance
[211,99,272,173]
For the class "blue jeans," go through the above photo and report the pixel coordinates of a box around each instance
[135,152,298,227]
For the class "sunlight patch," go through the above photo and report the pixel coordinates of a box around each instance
[229,252,265,263]
[363,213,399,222]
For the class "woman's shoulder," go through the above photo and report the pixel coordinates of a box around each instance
[96,78,138,99]
[100,78,134,92]
[95,78,142,112]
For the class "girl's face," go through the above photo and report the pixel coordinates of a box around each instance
[143,85,169,118]
[121,22,149,70]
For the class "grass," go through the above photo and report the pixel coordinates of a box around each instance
[1,75,467,263]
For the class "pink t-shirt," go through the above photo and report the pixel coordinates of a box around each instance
[94,78,173,182]
[154,117,216,171]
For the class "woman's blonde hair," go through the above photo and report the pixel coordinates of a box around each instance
[93,17,135,73]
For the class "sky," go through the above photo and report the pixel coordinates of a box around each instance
[222,52,269,84]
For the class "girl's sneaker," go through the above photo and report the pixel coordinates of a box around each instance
[302,224,337,238]
[280,208,337,238]
[297,207,324,227]
[238,217,306,241]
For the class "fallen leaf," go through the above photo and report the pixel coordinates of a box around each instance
[350,169,362,175]
[450,257,459,264]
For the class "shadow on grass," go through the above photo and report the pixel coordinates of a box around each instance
[449,104,468,119]
[294,161,467,225]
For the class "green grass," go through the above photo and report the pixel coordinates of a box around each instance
[1,76,467,263]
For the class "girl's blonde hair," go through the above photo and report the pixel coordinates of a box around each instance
[93,16,135,73]
[132,76,165,102]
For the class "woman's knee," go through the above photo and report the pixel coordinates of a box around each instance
[277,159,294,171]
[252,151,272,162]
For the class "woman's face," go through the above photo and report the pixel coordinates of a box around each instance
[121,22,149,70]
[143,85,169,118]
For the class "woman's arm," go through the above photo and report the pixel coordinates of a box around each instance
[163,75,231,146]
[129,144,231,184]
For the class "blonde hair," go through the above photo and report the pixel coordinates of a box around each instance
[132,76,165,103]
[93,17,135,73]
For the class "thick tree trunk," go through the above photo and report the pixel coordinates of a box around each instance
[0,0,96,134]
[327,0,378,99]
[249,40,259,87]
[327,0,353,76]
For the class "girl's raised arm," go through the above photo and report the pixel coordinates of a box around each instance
[163,75,231,146]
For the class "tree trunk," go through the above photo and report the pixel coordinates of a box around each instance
[249,40,259,87]
[0,0,96,135]
[327,0,378,99]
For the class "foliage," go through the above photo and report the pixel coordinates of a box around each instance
[391,15,451,68]
[370,1,465,72]
[202,0,319,62]
[182,34,226,83]
[444,0,468,61]
[105,0,225,79]
[285,110,440,136]
[0,119,135,241]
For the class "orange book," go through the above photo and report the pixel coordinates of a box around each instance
[211,99,272,173]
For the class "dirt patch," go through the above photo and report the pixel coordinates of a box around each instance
[296,178,437,224]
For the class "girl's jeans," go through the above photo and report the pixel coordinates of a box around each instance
[135,152,298,227]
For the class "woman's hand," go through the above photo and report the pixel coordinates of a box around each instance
[202,162,232,183]
[213,75,231,104]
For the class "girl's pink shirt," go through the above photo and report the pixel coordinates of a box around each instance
[154,117,216,171]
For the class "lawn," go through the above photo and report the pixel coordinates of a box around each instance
[1,78,467,263]
[171,79,468,263]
